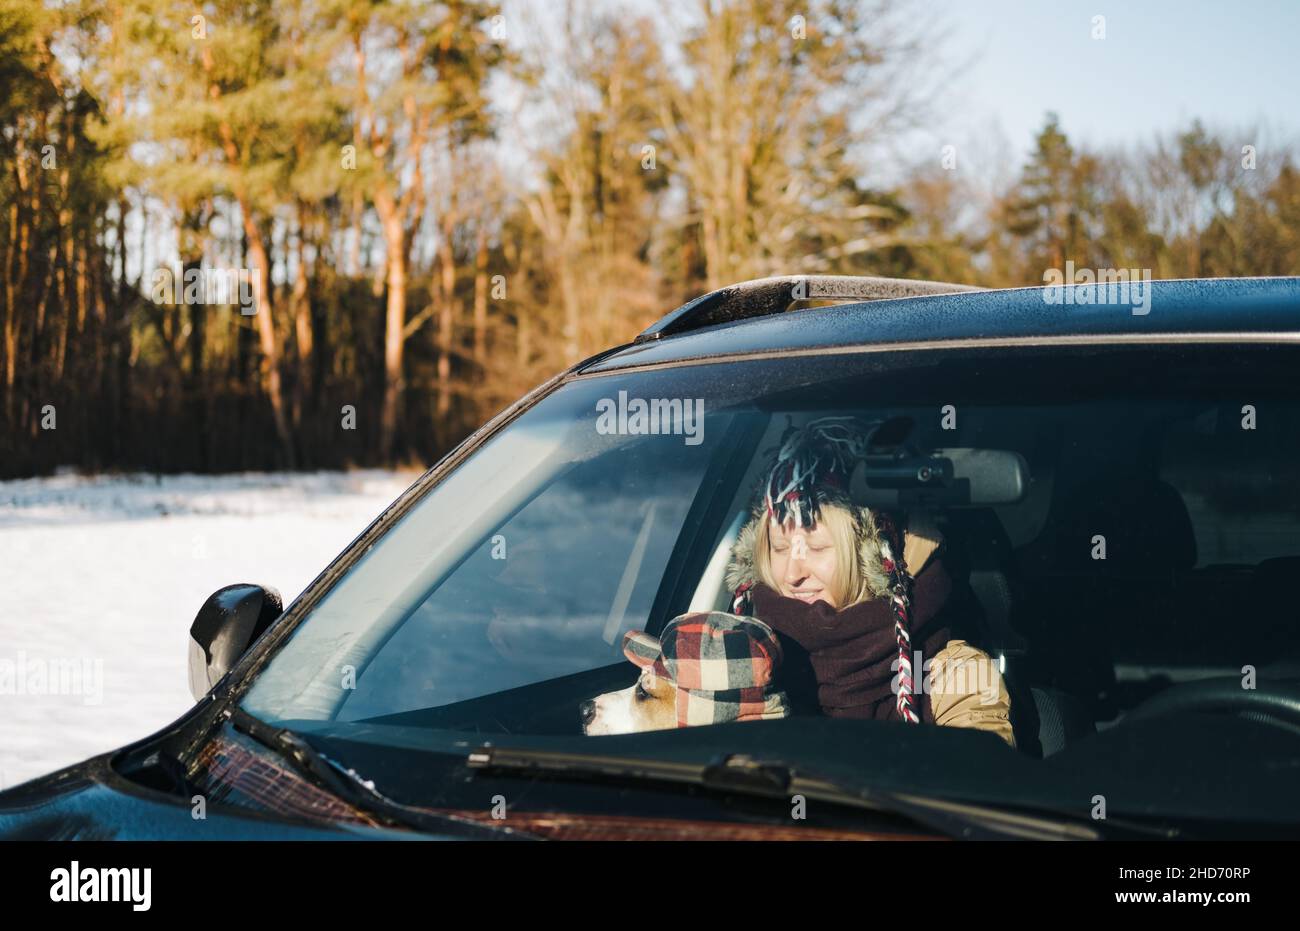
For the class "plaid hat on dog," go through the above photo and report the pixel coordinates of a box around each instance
[622,612,791,727]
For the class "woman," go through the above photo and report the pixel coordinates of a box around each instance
[725,417,1016,747]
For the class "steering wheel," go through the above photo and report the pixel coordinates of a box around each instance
[1123,678,1300,733]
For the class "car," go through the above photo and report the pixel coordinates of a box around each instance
[4,274,1300,841]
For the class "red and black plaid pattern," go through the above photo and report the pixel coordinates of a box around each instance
[623,612,791,727]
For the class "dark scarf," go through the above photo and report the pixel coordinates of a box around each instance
[749,554,954,724]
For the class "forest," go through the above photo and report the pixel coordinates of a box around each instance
[2,0,1297,477]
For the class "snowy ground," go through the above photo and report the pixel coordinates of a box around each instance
[0,470,419,790]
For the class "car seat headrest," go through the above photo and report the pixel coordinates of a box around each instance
[1052,478,1197,573]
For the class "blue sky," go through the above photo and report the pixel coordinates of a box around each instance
[930,0,1299,159]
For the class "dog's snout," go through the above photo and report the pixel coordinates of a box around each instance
[579,699,596,726]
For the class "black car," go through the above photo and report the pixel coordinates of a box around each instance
[4,274,1300,841]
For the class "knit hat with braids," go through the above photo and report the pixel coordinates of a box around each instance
[730,416,922,724]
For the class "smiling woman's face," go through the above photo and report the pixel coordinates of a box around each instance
[768,518,841,609]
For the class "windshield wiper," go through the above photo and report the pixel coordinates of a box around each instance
[467,746,1177,840]
[225,708,533,839]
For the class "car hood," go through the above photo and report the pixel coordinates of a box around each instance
[0,754,437,841]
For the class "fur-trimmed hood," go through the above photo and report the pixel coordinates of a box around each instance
[725,506,943,605]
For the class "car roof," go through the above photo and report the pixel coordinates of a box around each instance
[581,276,1300,374]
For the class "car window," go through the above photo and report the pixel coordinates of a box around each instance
[241,375,757,725]
[1160,402,1300,566]
[239,343,1300,795]
[334,438,713,721]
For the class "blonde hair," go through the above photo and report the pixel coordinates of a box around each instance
[752,503,875,609]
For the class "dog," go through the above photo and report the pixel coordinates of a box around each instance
[581,612,791,736]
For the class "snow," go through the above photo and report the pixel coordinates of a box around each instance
[0,470,419,790]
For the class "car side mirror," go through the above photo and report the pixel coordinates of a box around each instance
[187,584,283,701]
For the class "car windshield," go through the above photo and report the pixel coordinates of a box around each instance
[236,342,1300,829]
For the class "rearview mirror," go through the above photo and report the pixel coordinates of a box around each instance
[187,584,283,701]
[851,448,1030,508]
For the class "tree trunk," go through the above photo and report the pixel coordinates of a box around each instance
[374,187,406,462]
[472,223,488,367]
[240,206,295,468]
[291,206,313,434]
[437,226,456,422]
[2,200,19,405]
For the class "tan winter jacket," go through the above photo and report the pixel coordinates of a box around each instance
[903,521,1016,748]
[725,509,1017,748]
